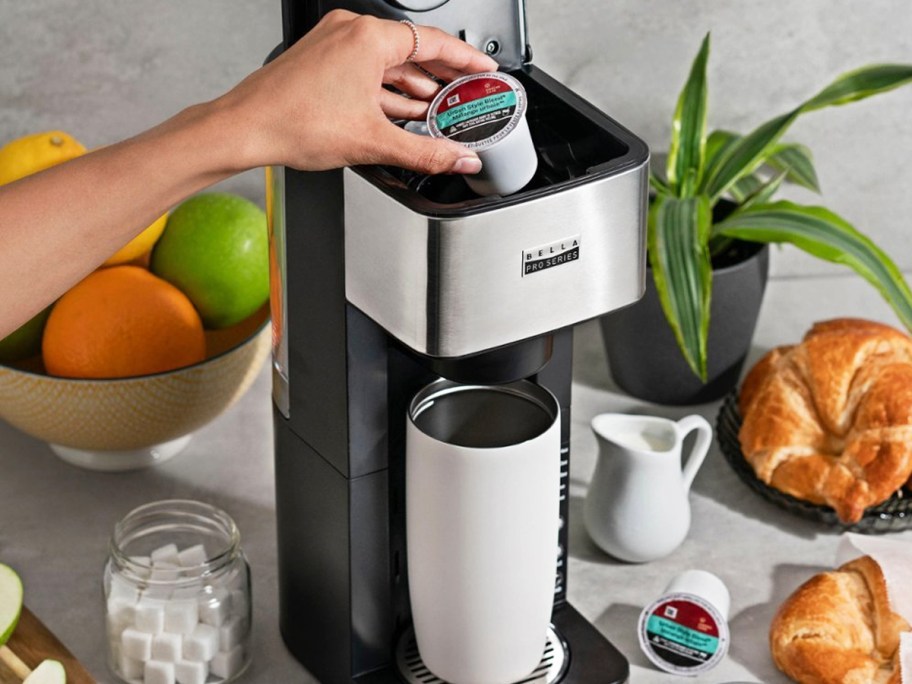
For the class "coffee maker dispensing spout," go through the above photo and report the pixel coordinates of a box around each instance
[268,1,650,682]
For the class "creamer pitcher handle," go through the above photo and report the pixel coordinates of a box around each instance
[675,415,713,492]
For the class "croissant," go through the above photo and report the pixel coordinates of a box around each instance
[739,318,912,523]
[770,556,910,684]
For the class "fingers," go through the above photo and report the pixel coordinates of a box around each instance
[414,60,467,85]
[360,120,482,176]
[383,64,441,100]
[379,90,429,120]
[410,25,499,73]
[381,19,498,73]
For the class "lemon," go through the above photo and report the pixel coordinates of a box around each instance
[103,213,169,266]
[0,131,86,185]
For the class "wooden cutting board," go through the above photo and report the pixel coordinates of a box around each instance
[0,607,94,683]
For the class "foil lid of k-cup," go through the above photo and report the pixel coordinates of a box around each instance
[637,570,731,676]
[427,72,537,196]
[427,72,528,151]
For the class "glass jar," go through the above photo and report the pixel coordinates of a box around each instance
[104,500,252,684]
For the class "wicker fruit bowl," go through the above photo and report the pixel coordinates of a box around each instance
[0,307,270,471]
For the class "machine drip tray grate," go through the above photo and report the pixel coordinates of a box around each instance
[395,625,568,684]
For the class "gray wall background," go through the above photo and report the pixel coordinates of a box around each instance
[1,1,911,279]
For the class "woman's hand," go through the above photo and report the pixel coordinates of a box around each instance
[0,10,497,337]
[218,10,498,175]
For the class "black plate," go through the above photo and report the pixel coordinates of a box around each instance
[716,391,912,534]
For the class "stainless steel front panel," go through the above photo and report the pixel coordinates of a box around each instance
[343,162,648,358]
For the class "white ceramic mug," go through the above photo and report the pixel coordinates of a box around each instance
[406,379,560,684]
[584,413,712,563]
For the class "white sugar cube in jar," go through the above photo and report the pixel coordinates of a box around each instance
[103,500,252,683]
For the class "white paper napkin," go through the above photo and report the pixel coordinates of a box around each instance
[837,533,912,683]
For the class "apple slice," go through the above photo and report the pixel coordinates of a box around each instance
[0,563,23,646]
[23,659,66,684]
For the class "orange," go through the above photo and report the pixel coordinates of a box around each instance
[0,131,86,185]
[43,266,206,379]
[103,213,169,266]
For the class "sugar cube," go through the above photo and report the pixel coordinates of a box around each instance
[144,660,175,684]
[170,585,202,601]
[174,660,207,684]
[110,574,142,603]
[122,628,152,661]
[183,623,218,662]
[119,651,145,679]
[151,633,182,662]
[177,544,207,567]
[219,615,247,651]
[150,544,180,565]
[199,589,231,627]
[135,602,165,634]
[164,600,198,635]
[150,562,180,582]
[129,556,152,578]
[143,584,174,602]
[108,597,137,639]
[109,596,138,623]
[210,645,245,679]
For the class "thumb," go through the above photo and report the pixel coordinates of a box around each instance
[374,123,483,176]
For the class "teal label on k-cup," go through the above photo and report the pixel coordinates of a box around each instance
[639,595,729,674]
[646,614,720,658]
[435,91,517,134]
[430,75,523,145]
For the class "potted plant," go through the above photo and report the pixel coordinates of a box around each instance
[601,34,912,405]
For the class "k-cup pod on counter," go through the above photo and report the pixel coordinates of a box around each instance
[638,570,731,676]
[427,71,538,196]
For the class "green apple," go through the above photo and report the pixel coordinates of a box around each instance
[0,307,51,364]
[151,193,269,329]
[23,659,66,684]
[0,563,23,646]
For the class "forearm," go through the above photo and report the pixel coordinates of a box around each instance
[0,11,496,339]
[0,100,245,337]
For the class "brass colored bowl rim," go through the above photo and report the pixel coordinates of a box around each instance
[0,317,270,384]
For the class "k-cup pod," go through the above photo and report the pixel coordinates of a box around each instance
[637,570,731,676]
[427,71,538,196]
[406,379,560,684]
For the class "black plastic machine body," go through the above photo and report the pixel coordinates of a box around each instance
[268,1,650,682]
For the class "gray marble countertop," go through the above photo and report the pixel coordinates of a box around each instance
[2,271,910,684]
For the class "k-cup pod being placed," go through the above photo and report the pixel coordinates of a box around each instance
[427,72,538,196]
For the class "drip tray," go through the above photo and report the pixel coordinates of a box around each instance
[395,625,568,684]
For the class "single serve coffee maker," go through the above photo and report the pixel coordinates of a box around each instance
[268,1,649,682]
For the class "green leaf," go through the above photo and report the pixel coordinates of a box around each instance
[648,194,713,380]
[706,133,818,197]
[701,64,912,203]
[728,173,765,204]
[649,171,671,195]
[768,143,820,192]
[803,64,912,111]
[714,201,912,332]
[741,170,788,210]
[704,130,738,170]
[666,33,711,197]
[701,110,800,203]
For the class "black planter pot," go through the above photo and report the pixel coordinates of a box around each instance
[600,241,770,405]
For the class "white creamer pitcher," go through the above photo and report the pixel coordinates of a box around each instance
[584,413,712,563]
